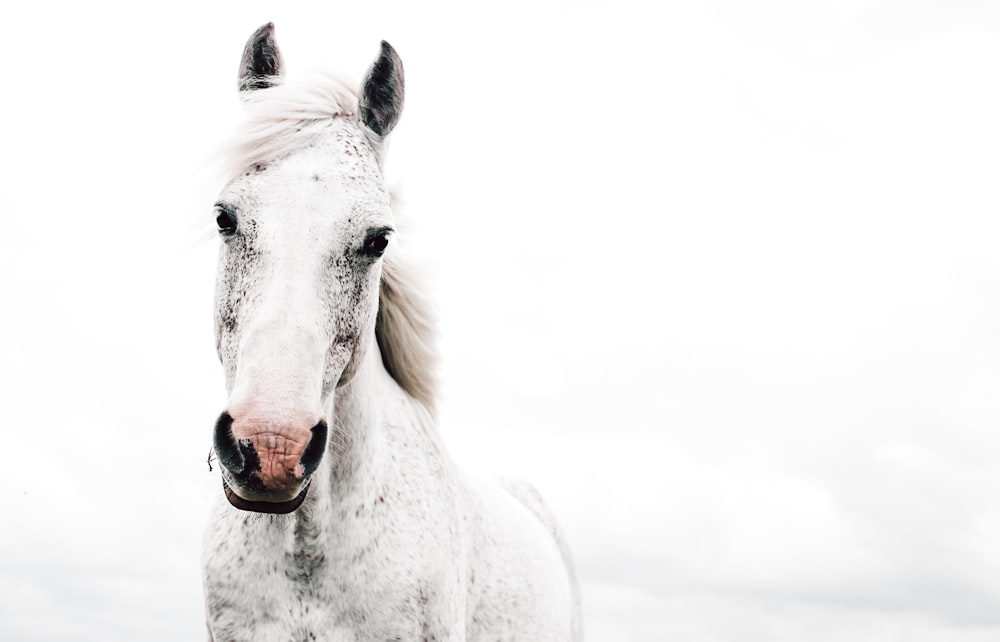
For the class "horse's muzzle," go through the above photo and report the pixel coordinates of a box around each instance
[213,412,328,513]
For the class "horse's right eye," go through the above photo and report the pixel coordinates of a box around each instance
[216,207,237,235]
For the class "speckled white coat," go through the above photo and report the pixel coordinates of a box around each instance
[202,24,582,642]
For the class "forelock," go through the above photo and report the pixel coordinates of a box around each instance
[216,70,360,187]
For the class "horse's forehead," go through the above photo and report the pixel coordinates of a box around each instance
[279,147,381,193]
[236,135,388,221]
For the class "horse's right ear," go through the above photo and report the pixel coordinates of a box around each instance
[238,22,284,94]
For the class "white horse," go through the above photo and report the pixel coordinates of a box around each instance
[202,23,582,641]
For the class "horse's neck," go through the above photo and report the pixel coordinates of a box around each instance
[316,335,434,512]
[324,340,390,496]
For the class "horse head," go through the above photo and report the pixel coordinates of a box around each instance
[211,23,404,513]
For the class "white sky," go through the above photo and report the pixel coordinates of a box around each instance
[2,1,1000,640]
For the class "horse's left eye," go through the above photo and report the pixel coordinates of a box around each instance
[362,234,390,257]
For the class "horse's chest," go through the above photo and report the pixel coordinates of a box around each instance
[207,556,400,640]
[204,513,461,641]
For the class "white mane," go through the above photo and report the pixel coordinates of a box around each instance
[215,70,438,416]
[219,69,359,184]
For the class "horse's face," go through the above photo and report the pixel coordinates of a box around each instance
[211,25,404,513]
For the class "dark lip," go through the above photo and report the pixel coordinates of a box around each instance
[222,479,310,514]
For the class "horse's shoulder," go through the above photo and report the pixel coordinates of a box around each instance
[457,474,582,640]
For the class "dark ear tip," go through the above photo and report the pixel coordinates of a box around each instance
[246,22,276,41]
[379,40,400,61]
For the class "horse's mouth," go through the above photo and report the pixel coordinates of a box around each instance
[222,479,310,514]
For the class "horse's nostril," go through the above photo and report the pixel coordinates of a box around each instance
[300,420,328,477]
[213,412,246,475]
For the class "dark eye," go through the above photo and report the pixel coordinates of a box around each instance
[362,233,390,257]
[215,207,237,236]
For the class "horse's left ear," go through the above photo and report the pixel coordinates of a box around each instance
[358,41,405,141]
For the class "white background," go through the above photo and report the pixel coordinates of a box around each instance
[2,1,999,640]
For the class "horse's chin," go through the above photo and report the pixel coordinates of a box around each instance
[222,480,310,514]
